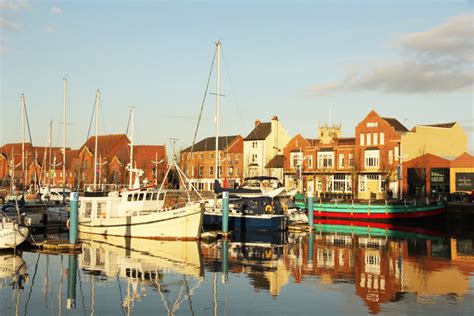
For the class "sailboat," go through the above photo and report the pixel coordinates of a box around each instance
[201,41,289,231]
[0,212,30,249]
[78,107,205,240]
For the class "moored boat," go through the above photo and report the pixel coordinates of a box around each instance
[295,195,446,220]
[0,215,30,249]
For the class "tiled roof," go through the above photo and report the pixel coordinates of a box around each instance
[133,145,167,168]
[81,134,130,162]
[181,136,239,152]
[382,117,409,133]
[451,152,474,168]
[265,155,285,169]
[244,122,271,141]
[421,122,457,129]
[337,137,356,145]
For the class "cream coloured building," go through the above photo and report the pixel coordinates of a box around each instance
[243,116,291,180]
[401,122,467,160]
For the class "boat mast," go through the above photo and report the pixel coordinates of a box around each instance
[129,106,135,188]
[62,77,67,199]
[214,40,221,181]
[93,89,100,190]
[48,120,52,189]
[21,94,26,190]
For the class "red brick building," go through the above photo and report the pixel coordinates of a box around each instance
[180,135,244,191]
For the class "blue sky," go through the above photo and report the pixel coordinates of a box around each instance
[1,1,473,154]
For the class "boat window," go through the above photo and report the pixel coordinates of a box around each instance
[133,194,139,201]
[158,193,165,200]
[85,202,92,218]
[139,193,144,201]
[152,193,158,200]
[146,193,152,200]
[127,194,132,202]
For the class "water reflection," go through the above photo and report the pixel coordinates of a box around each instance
[0,221,472,315]
[79,233,203,314]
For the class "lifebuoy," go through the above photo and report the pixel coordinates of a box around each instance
[264,249,272,259]
[265,204,273,214]
[66,219,70,229]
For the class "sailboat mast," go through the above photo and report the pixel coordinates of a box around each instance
[93,89,100,189]
[214,40,221,181]
[48,120,52,188]
[21,94,26,189]
[63,78,67,195]
[129,106,135,188]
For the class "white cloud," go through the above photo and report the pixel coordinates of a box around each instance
[50,6,63,15]
[0,17,19,32]
[311,12,474,95]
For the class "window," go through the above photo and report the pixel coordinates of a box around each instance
[389,150,393,164]
[317,152,334,168]
[366,133,372,146]
[84,202,92,218]
[365,150,380,168]
[373,133,378,145]
[210,153,214,159]
[159,193,165,200]
[146,193,152,200]
[198,166,203,177]
[349,154,354,167]
[218,166,222,178]
[339,154,345,168]
[133,194,139,201]
[290,152,303,168]
[209,166,214,176]
[307,156,313,169]
[236,154,240,160]
[332,174,352,192]
[360,133,365,146]
[394,146,400,161]
[127,194,132,201]
[138,193,144,201]
[380,133,384,145]
[252,154,258,163]
[152,193,158,200]
[359,175,366,192]
[252,141,258,148]
[228,166,233,176]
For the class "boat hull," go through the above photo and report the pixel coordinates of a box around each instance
[0,224,29,249]
[306,201,446,221]
[78,202,203,240]
[203,212,286,231]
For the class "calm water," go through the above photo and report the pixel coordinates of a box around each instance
[1,218,473,315]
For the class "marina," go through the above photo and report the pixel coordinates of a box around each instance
[0,213,473,315]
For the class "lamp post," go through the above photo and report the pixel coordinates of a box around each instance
[151,152,165,186]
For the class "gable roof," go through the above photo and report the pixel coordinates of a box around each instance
[450,152,474,168]
[265,155,285,169]
[181,136,239,153]
[382,117,409,133]
[244,122,271,141]
[80,134,130,163]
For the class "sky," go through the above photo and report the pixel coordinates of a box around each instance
[1,0,473,155]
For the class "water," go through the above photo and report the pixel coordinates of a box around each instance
[1,218,473,315]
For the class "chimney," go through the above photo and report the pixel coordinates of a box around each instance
[255,119,262,127]
[271,115,279,121]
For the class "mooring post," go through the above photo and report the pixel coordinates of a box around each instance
[307,191,314,228]
[66,254,77,309]
[222,191,229,234]
[69,192,78,244]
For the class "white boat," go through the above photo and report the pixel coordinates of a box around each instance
[0,215,30,249]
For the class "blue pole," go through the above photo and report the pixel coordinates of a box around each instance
[222,191,229,233]
[308,232,314,263]
[307,191,314,227]
[69,192,78,244]
[66,255,77,310]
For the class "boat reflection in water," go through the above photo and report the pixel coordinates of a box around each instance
[78,233,203,314]
[0,250,28,290]
[202,231,290,297]
[285,220,473,314]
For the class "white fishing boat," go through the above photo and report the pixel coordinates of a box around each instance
[0,215,30,249]
[78,106,204,240]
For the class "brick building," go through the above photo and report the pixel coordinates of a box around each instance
[180,135,244,191]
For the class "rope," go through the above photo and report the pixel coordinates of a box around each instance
[190,47,217,155]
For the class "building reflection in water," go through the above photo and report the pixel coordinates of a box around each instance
[78,233,203,314]
[284,220,473,314]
